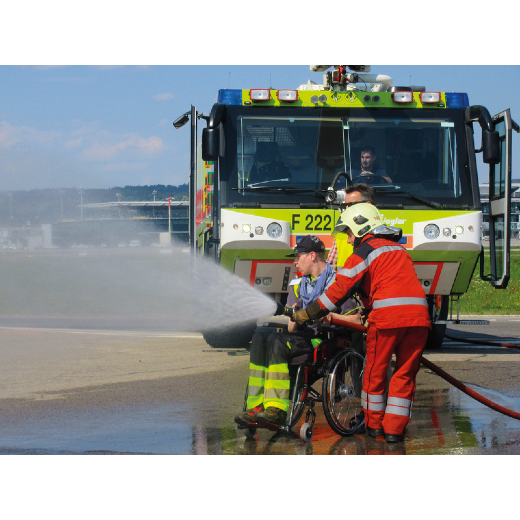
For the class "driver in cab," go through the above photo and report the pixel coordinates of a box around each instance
[352,146,392,184]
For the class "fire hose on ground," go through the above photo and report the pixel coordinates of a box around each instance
[327,314,520,421]
[444,332,520,350]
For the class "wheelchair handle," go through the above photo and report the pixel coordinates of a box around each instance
[329,314,367,333]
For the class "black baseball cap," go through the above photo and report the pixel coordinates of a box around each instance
[286,235,326,257]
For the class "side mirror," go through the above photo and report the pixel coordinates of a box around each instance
[482,130,500,164]
[208,103,225,129]
[202,127,219,161]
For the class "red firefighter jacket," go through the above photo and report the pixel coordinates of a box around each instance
[318,234,431,329]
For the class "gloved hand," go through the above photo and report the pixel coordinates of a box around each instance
[291,307,310,326]
[291,300,328,326]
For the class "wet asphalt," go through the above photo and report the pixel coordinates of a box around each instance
[0,316,519,455]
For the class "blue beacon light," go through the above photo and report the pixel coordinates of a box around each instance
[218,89,243,105]
[445,92,470,108]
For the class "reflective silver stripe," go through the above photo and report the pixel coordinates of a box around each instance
[373,297,428,310]
[319,293,337,312]
[266,372,290,381]
[249,369,265,378]
[367,393,386,403]
[362,391,386,402]
[385,404,412,417]
[265,388,290,400]
[338,245,404,279]
[362,391,386,411]
[387,396,412,408]
[247,385,263,397]
[386,396,412,417]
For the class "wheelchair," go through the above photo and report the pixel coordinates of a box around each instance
[237,318,366,443]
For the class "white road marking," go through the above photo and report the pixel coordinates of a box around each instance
[0,325,203,338]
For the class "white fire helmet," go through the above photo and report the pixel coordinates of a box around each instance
[332,203,383,238]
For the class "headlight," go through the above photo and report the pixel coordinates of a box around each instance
[267,222,282,239]
[242,224,251,233]
[443,227,451,237]
[255,226,264,235]
[424,224,440,240]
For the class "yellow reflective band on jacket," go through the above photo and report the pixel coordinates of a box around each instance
[311,338,322,348]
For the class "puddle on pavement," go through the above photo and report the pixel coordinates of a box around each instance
[1,387,520,455]
[0,404,195,455]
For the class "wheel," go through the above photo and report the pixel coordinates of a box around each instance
[425,295,449,350]
[300,422,313,443]
[288,366,307,428]
[202,320,257,349]
[322,348,365,436]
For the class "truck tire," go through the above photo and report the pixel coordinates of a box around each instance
[202,320,258,349]
[425,295,449,350]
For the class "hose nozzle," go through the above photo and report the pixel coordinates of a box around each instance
[274,302,296,318]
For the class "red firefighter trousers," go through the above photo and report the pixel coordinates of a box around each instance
[362,324,429,435]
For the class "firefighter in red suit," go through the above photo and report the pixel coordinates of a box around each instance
[292,203,431,443]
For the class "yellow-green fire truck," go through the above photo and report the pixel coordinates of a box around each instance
[174,65,518,349]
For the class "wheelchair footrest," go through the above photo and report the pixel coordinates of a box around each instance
[237,419,291,432]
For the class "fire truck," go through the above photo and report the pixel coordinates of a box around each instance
[174,65,518,349]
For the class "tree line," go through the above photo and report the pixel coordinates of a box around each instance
[0,184,189,226]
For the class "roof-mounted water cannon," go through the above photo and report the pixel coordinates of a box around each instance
[324,171,351,205]
[305,65,392,92]
[325,186,347,205]
[310,65,371,73]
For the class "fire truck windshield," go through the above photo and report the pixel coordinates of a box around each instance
[222,106,475,209]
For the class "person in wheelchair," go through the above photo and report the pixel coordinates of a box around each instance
[234,235,360,428]
[291,204,430,443]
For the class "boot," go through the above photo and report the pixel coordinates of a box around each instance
[367,427,385,438]
[385,433,405,443]
[234,406,264,426]
[256,407,287,426]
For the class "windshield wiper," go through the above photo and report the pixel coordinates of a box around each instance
[379,189,442,209]
[232,186,326,195]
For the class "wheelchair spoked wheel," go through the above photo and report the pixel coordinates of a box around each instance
[322,347,365,436]
[288,366,307,428]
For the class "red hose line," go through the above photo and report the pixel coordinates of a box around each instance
[444,332,520,349]
[329,314,367,333]
[330,315,520,421]
[420,356,520,421]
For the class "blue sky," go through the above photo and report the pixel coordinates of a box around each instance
[1,65,519,192]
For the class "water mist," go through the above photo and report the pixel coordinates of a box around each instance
[0,245,279,334]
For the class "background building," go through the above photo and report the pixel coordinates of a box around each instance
[1,200,188,250]
[3,184,519,249]
[480,180,520,240]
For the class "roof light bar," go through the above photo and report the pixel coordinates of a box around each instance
[277,89,298,102]
[445,92,470,108]
[392,91,413,103]
[250,89,270,101]
[420,91,441,104]
[218,89,242,105]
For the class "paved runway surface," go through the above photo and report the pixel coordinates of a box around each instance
[0,315,519,455]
